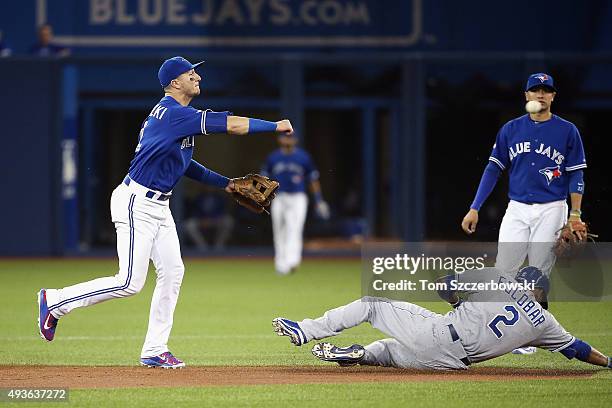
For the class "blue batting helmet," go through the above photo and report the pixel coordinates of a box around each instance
[515,266,550,296]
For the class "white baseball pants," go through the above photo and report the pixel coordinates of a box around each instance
[495,199,567,276]
[45,181,185,358]
[271,192,308,274]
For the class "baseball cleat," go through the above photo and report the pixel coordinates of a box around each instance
[511,346,537,355]
[37,289,58,342]
[272,317,307,346]
[140,351,185,369]
[312,342,365,366]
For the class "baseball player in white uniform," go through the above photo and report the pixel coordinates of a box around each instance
[261,133,329,275]
[461,73,587,354]
[273,266,612,371]
[37,56,294,368]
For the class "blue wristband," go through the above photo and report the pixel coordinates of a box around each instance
[248,118,277,133]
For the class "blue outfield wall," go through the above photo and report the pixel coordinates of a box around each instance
[0,60,63,255]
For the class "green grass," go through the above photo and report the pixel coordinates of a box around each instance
[1,258,611,407]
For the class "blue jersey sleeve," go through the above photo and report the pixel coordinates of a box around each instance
[565,125,587,172]
[169,105,205,138]
[204,110,231,134]
[303,152,320,183]
[489,124,510,170]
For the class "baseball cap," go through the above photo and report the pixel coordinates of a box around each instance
[158,56,204,88]
[525,73,557,92]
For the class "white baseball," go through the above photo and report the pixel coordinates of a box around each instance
[525,100,542,114]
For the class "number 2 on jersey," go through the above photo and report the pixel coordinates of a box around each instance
[488,305,519,338]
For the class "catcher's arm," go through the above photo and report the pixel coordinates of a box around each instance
[226,116,293,136]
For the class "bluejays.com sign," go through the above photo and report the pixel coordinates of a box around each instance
[39,0,423,47]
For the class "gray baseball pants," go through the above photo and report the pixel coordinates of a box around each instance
[299,296,470,370]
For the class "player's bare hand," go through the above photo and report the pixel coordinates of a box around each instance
[275,119,293,136]
[461,209,479,234]
[225,180,236,193]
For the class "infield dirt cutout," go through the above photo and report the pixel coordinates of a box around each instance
[1,366,596,389]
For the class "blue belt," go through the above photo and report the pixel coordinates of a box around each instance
[448,324,471,366]
[123,176,171,201]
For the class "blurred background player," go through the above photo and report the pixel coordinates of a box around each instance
[461,73,587,354]
[29,24,70,57]
[183,187,234,251]
[262,133,330,275]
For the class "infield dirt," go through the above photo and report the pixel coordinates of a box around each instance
[0,366,596,389]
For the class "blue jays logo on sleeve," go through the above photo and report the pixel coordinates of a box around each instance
[538,165,562,185]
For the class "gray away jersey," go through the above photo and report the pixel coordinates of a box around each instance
[445,268,574,363]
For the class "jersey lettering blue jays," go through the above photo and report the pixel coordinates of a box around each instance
[489,114,587,203]
[128,96,208,193]
[262,148,319,193]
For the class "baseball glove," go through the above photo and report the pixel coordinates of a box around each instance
[553,219,598,257]
[231,173,279,214]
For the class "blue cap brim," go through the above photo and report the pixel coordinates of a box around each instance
[527,84,556,92]
[192,61,205,69]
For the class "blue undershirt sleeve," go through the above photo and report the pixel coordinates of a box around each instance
[184,160,229,188]
[470,162,502,211]
[568,169,585,194]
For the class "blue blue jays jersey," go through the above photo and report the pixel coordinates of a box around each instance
[489,114,587,204]
[262,148,319,193]
[128,96,217,193]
